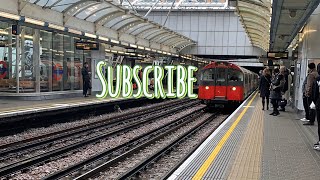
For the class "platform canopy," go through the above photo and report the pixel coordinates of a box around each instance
[236,0,271,52]
[0,0,196,53]
[270,0,320,51]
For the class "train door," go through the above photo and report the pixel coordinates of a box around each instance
[215,68,227,99]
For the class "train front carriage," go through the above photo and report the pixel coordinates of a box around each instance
[198,61,256,108]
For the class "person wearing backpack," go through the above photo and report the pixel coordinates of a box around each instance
[302,63,318,125]
[270,68,285,116]
[259,68,271,110]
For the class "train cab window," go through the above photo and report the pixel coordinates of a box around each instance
[228,69,243,82]
[201,69,214,81]
[216,68,226,82]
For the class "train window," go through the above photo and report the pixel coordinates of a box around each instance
[201,69,214,81]
[228,69,243,81]
[216,68,226,82]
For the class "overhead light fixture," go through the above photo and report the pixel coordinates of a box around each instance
[145,47,151,51]
[0,11,20,20]
[85,33,97,39]
[68,28,82,35]
[121,42,129,46]
[111,50,118,53]
[25,17,45,26]
[130,44,137,48]
[48,24,65,31]
[99,36,109,41]
[111,39,120,44]
[138,46,144,50]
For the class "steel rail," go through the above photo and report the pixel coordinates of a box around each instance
[117,113,218,180]
[44,107,205,180]
[73,108,208,180]
[0,101,198,177]
[0,99,191,154]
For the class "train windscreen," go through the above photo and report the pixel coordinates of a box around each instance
[201,69,215,81]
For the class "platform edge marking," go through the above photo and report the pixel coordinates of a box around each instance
[192,92,258,180]
[168,91,258,179]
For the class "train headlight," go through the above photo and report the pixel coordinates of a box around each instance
[232,87,237,91]
[205,86,209,90]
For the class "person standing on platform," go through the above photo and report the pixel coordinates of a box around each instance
[82,62,91,97]
[259,68,271,110]
[279,67,290,111]
[270,68,285,116]
[312,63,320,150]
[302,63,318,125]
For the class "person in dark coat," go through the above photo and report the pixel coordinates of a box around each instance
[312,63,320,150]
[270,68,285,116]
[81,62,91,97]
[302,63,318,125]
[259,68,271,110]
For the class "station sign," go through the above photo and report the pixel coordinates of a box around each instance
[267,52,288,59]
[75,42,99,50]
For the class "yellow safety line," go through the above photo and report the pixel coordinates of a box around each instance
[192,92,258,180]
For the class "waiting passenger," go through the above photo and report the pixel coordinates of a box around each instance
[270,68,285,116]
[312,63,320,150]
[301,63,318,125]
[259,68,271,110]
[81,62,91,97]
[279,67,290,111]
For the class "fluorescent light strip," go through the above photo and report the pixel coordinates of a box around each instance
[99,36,109,41]
[157,50,162,53]
[111,50,118,53]
[68,28,82,35]
[105,49,111,52]
[25,18,45,26]
[151,49,157,52]
[111,39,120,44]
[137,46,144,50]
[85,33,97,39]
[130,44,137,48]
[121,42,129,46]
[48,24,65,31]
[145,48,151,51]
[0,11,20,20]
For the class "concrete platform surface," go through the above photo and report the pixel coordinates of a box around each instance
[169,92,320,180]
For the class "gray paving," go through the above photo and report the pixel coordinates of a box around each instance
[262,108,320,180]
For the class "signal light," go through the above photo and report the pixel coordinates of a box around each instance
[12,25,20,35]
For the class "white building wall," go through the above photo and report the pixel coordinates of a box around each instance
[295,5,320,111]
[142,11,265,56]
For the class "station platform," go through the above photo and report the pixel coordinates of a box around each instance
[0,96,141,119]
[169,92,320,180]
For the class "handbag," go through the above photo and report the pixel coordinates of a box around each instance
[278,99,287,107]
[310,101,316,109]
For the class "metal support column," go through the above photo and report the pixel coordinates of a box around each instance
[71,37,75,90]
[33,29,40,93]
[20,27,25,79]
[144,0,161,17]
[16,35,20,93]
[163,0,176,27]
[8,27,12,78]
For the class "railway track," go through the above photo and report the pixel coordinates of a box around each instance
[0,99,200,179]
[52,110,227,180]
